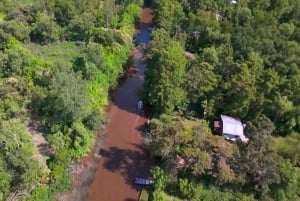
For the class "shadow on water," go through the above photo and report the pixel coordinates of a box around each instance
[84,6,155,201]
[124,199,136,201]
[100,144,152,191]
[110,23,153,118]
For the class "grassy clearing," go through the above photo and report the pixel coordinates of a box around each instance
[26,42,81,63]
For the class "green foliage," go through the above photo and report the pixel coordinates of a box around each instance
[53,0,76,27]
[92,28,125,46]
[30,12,60,44]
[151,166,167,201]
[192,185,256,201]
[0,0,140,199]
[145,40,187,114]
[67,12,95,41]
[140,189,150,201]
[73,43,104,80]
[0,157,12,201]
[47,68,89,125]
[1,20,30,42]
[86,73,109,111]
[47,131,71,153]
[83,111,107,131]
[49,163,72,192]
[69,121,94,159]
[146,115,237,182]
[0,119,43,198]
[26,42,81,63]
[151,166,166,191]
[147,1,300,200]
[101,44,130,87]
[152,190,167,201]
[28,186,50,201]
[178,178,195,199]
[155,0,300,133]
[153,0,185,34]
[271,134,300,166]
[185,59,218,106]
[0,38,31,77]
[119,3,141,34]
[271,159,300,201]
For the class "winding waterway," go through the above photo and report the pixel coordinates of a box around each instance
[86,7,153,201]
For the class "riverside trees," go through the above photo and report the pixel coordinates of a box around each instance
[144,30,187,114]
[144,0,300,200]
[0,0,141,200]
[145,0,300,135]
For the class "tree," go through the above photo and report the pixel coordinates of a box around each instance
[145,115,178,159]
[178,178,195,199]
[271,159,300,201]
[0,119,42,195]
[222,62,257,118]
[67,12,95,41]
[103,0,116,28]
[153,0,185,34]
[73,43,104,80]
[151,166,166,191]
[235,116,283,198]
[46,68,89,126]
[144,40,186,114]
[186,59,218,105]
[30,12,60,44]
[0,39,31,77]
[53,0,76,27]
[1,20,30,42]
[0,157,12,201]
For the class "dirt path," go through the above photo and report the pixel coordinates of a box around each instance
[86,7,153,201]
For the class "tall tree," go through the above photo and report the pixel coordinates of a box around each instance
[46,68,89,126]
[153,0,185,35]
[144,40,186,114]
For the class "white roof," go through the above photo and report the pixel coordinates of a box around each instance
[221,115,248,142]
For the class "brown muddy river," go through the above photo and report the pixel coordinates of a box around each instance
[86,7,154,201]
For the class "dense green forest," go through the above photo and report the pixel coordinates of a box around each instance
[0,0,142,200]
[143,0,300,200]
[0,0,299,200]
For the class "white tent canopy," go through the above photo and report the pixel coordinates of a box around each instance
[221,115,248,142]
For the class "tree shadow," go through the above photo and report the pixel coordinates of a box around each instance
[124,198,137,201]
[109,23,153,118]
[101,145,153,191]
[134,122,149,137]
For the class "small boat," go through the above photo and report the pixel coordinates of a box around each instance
[133,178,154,186]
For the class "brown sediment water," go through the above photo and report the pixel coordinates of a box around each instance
[86,7,154,201]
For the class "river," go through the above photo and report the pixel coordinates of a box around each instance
[86,7,153,201]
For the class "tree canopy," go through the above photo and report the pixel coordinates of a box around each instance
[143,0,300,200]
[0,0,141,200]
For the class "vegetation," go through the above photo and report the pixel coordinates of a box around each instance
[1,0,299,200]
[0,0,141,200]
[143,0,300,200]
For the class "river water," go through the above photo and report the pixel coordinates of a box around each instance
[86,7,153,201]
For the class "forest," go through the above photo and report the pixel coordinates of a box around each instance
[0,0,143,200]
[0,0,299,201]
[143,0,300,201]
